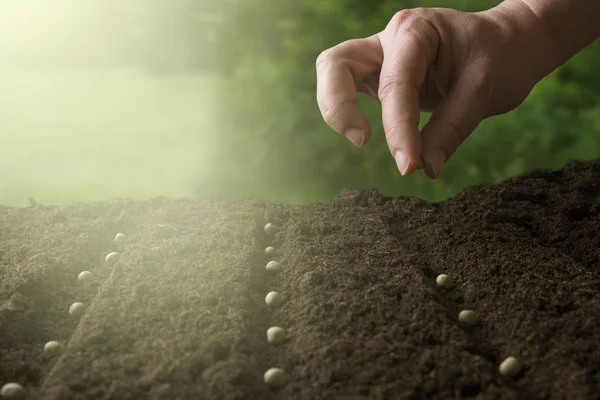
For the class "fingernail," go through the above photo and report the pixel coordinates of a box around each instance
[344,128,364,147]
[394,151,409,176]
[428,150,447,178]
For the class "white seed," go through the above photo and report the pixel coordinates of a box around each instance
[436,274,452,288]
[114,233,126,246]
[77,271,93,284]
[266,261,283,274]
[267,326,287,345]
[0,383,26,399]
[105,252,119,265]
[265,246,276,256]
[264,223,279,235]
[265,291,283,308]
[458,310,478,326]
[43,341,63,357]
[499,356,522,377]
[264,367,286,388]
[69,302,86,318]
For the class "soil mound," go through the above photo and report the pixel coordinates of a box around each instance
[1,160,599,399]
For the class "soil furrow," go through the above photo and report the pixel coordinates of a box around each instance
[1,161,600,399]
[39,199,273,399]
[0,203,123,394]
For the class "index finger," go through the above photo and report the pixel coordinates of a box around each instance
[378,14,440,175]
[316,35,383,147]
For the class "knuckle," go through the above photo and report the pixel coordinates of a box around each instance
[377,79,413,103]
[321,102,344,126]
[316,49,333,70]
[377,78,397,102]
[316,47,340,72]
[389,8,432,35]
[389,9,419,30]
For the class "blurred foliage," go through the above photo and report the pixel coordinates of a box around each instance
[3,0,599,205]
[173,0,600,204]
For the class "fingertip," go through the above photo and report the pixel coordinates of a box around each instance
[423,149,447,179]
[394,151,422,176]
[343,128,364,147]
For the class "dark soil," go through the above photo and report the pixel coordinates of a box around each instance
[2,160,600,400]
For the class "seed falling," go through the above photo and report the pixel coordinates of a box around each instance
[267,326,287,345]
[43,341,63,357]
[266,261,283,274]
[458,310,478,326]
[105,252,119,265]
[69,302,86,318]
[264,223,279,235]
[77,271,93,284]
[499,356,522,377]
[0,383,26,399]
[265,246,276,256]
[114,233,126,246]
[265,291,283,308]
[436,274,452,288]
[264,367,286,388]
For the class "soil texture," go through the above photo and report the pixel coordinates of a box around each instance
[1,160,600,400]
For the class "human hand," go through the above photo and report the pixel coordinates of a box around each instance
[315,2,554,179]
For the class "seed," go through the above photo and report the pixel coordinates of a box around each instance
[265,246,276,256]
[264,223,279,235]
[264,367,286,388]
[43,341,63,357]
[0,383,26,399]
[105,252,119,265]
[114,233,126,246]
[265,291,283,308]
[69,302,86,318]
[266,326,287,345]
[499,356,522,377]
[436,274,452,288]
[266,261,283,274]
[458,310,478,326]
[77,271,93,284]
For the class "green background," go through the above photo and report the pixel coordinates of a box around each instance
[1,0,599,206]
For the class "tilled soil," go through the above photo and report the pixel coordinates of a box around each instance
[1,160,600,400]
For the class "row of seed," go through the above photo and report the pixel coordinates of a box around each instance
[435,274,522,377]
[0,233,127,400]
[261,223,288,389]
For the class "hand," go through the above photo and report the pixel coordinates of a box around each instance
[315,3,552,179]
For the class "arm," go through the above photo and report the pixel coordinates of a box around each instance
[496,0,600,79]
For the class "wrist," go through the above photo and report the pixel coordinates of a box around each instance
[492,0,600,80]
[517,0,600,51]
[484,0,563,85]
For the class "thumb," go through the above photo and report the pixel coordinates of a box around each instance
[420,69,488,179]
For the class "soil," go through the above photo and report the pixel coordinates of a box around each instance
[1,160,600,400]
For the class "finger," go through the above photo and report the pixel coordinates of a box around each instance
[378,21,439,176]
[420,68,487,179]
[316,35,383,147]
